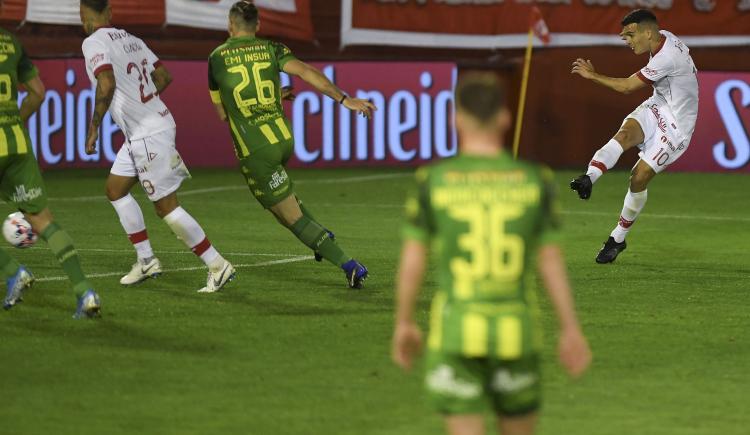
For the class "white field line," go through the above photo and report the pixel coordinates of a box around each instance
[47,172,411,202]
[35,255,313,282]
[74,248,303,257]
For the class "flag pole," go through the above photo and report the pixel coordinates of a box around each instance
[512,27,534,160]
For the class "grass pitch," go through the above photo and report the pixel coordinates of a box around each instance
[0,167,747,435]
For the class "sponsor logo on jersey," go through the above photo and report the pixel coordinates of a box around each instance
[89,53,105,68]
[649,104,667,133]
[11,185,43,203]
[643,67,658,77]
[268,170,288,190]
[426,365,481,399]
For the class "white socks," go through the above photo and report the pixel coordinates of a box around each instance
[163,207,225,271]
[111,194,154,261]
[610,189,648,243]
[587,139,624,184]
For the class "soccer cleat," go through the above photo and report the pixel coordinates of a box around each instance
[314,230,336,262]
[596,237,627,264]
[3,266,34,310]
[120,257,162,286]
[197,260,236,293]
[342,259,368,289]
[570,174,593,200]
[74,290,101,319]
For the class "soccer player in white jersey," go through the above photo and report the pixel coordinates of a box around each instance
[570,9,698,263]
[80,0,235,292]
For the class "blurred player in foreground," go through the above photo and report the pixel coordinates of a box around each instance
[571,9,698,263]
[80,0,235,293]
[0,27,100,318]
[208,1,376,289]
[392,72,591,435]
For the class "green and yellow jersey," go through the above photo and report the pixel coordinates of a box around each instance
[0,27,37,156]
[403,152,562,360]
[208,36,295,158]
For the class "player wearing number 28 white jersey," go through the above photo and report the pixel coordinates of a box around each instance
[82,28,175,140]
[80,0,235,293]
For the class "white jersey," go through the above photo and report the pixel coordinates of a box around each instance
[636,30,699,140]
[82,27,175,141]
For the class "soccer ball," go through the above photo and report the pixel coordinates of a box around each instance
[3,212,37,248]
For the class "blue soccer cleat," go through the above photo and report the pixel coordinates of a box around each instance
[314,230,336,262]
[74,290,101,319]
[3,266,34,310]
[342,259,368,289]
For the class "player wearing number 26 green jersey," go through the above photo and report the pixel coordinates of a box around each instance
[392,73,591,435]
[208,2,377,289]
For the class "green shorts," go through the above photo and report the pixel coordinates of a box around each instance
[0,150,48,214]
[239,140,294,209]
[425,351,541,416]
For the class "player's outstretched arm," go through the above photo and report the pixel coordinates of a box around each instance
[571,58,646,94]
[282,59,376,118]
[392,239,427,371]
[86,70,116,155]
[19,76,45,122]
[151,65,173,95]
[538,244,592,378]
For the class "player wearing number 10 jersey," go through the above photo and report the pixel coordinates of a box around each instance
[208,1,376,289]
[392,73,591,435]
[80,0,235,293]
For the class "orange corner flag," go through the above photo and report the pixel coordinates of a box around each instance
[530,6,550,45]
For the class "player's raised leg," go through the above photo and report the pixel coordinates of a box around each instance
[570,119,644,200]
[106,172,162,285]
[297,198,335,262]
[154,193,235,293]
[25,209,100,318]
[597,159,655,264]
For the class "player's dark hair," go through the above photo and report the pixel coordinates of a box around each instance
[621,9,658,27]
[456,72,506,125]
[81,0,109,13]
[230,1,259,28]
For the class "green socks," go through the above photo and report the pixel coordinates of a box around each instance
[41,223,91,298]
[290,215,349,266]
[0,249,21,279]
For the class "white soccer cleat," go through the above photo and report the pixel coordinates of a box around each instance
[197,261,236,293]
[120,257,162,286]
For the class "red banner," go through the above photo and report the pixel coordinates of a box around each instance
[670,72,750,173]
[342,0,750,48]
[24,60,457,170]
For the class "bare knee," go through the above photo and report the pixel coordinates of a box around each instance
[24,208,54,234]
[614,120,645,150]
[105,183,127,202]
[154,195,179,219]
[629,169,652,192]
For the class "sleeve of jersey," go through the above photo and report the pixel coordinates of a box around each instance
[538,167,563,246]
[16,46,39,84]
[401,168,433,244]
[82,39,112,77]
[273,42,297,70]
[636,54,673,85]
[207,58,221,104]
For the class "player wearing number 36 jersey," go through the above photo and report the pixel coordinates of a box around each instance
[208,1,377,289]
[80,0,235,293]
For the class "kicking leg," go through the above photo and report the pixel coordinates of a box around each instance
[25,208,100,317]
[571,118,644,199]
[155,193,234,293]
[297,197,335,262]
[106,173,161,285]
[596,160,655,264]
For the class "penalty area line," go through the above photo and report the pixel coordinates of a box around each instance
[35,255,313,282]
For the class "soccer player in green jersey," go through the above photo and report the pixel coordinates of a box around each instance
[392,73,591,435]
[208,1,376,289]
[0,27,100,318]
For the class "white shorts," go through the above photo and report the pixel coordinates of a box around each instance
[624,97,691,173]
[110,128,191,201]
